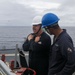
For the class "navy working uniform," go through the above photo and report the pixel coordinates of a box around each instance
[48,29,75,75]
[23,32,51,75]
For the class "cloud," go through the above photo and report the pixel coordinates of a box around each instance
[40,0,75,26]
[15,0,60,13]
[58,0,75,26]
[0,0,36,26]
[0,0,75,26]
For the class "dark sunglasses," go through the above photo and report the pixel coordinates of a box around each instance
[43,27,50,33]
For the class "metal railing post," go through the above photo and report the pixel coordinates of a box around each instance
[14,44,18,68]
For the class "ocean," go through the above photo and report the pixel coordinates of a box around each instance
[0,26,32,63]
[0,26,75,62]
[0,26,75,50]
[0,26,75,75]
[0,26,32,49]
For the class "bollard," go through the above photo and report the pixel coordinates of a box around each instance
[1,54,6,63]
[9,60,14,70]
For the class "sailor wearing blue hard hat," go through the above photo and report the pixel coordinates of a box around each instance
[41,13,75,75]
[42,13,60,35]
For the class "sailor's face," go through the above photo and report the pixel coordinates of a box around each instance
[45,27,53,35]
[48,28,53,35]
[32,25,40,33]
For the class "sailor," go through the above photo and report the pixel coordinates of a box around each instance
[22,16,51,75]
[42,13,75,75]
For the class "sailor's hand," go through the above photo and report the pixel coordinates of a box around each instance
[28,34,34,41]
[35,36,41,42]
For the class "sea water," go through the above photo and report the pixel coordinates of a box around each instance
[0,26,32,49]
[0,26,75,49]
[0,26,75,62]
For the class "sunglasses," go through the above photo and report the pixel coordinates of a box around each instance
[43,27,50,33]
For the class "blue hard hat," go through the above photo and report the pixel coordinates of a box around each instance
[42,13,60,27]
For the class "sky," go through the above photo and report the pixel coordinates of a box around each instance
[0,0,75,26]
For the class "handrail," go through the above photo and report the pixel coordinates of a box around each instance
[0,60,16,75]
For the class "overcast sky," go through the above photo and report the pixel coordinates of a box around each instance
[0,0,75,26]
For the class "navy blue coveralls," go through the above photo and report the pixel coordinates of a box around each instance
[23,32,51,75]
[48,29,75,75]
